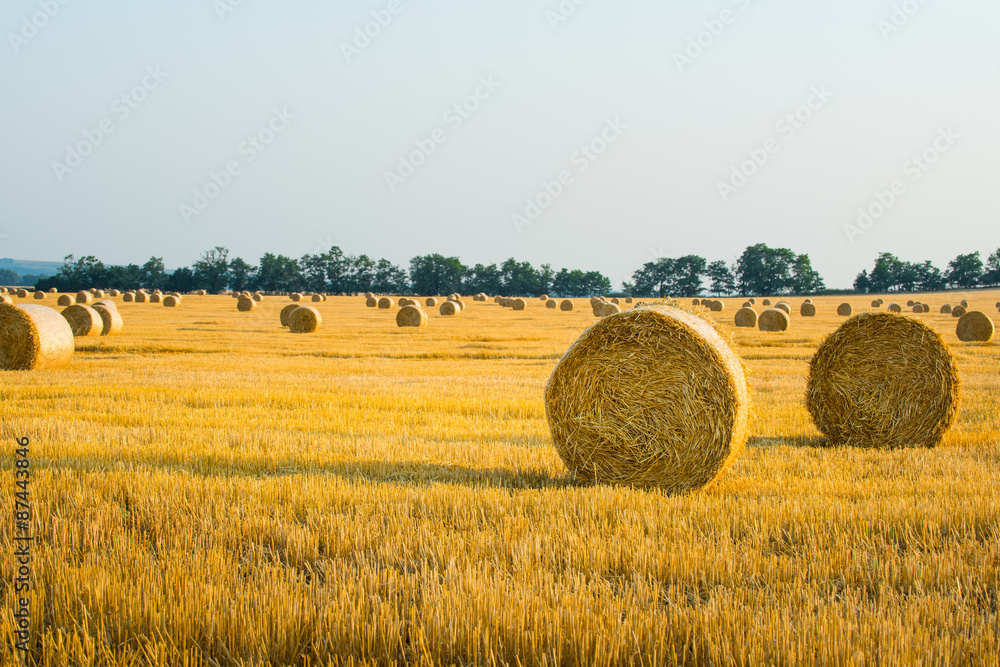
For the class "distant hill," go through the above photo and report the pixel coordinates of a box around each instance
[0,258,65,285]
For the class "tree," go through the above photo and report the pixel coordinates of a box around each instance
[982,249,1000,287]
[464,263,502,295]
[868,252,904,293]
[853,269,871,293]
[735,244,795,295]
[141,257,168,290]
[373,258,407,294]
[914,260,945,292]
[631,258,677,298]
[673,255,707,296]
[537,263,555,296]
[500,258,540,296]
[228,258,254,291]
[946,251,983,289]
[349,254,376,293]
[256,254,301,292]
[791,254,824,294]
[706,260,735,296]
[193,247,230,292]
[0,268,18,285]
[166,267,196,292]
[409,254,465,296]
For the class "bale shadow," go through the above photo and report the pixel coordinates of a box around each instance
[309,459,576,490]
[747,435,832,449]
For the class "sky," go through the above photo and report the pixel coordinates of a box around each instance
[0,0,997,289]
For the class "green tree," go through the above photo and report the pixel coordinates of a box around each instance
[228,258,254,291]
[256,254,301,292]
[735,244,796,295]
[791,254,824,294]
[464,263,502,295]
[868,252,904,293]
[706,260,735,296]
[192,247,230,292]
[853,269,871,293]
[946,251,983,289]
[409,254,465,295]
[141,257,167,290]
[982,249,1000,287]
[373,258,407,294]
[349,255,376,293]
[0,268,18,285]
[500,258,540,296]
[166,267,196,292]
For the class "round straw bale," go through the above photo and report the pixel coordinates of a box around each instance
[878,298,884,305]
[544,305,749,493]
[195,290,206,296]
[252,294,262,302]
[758,308,790,332]
[734,308,758,328]
[546,299,558,309]
[590,297,601,307]
[32,291,46,300]
[625,297,633,303]
[398,298,412,307]
[691,299,700,305]
[906,300,914,307]
[0,303,75,370]
[951,305,966,318]
[57,295,73,307]
[887,303,901,313]
[0,295,11,305]
[91,303,124,336]
[309,294,322,303]
[955,311,994,342]
[237,296,256,312]
[61,305,102,337]
[366,297,377,307]
[511,298,526,311]
[396,305,427,327]
[940,304,952,314]
[439,301,460,316]
[774,302,791,315]
[871,300,881,308]
[837,303,853,316]
[364,292,374,299]
[163,295,180,308]
[748,298,756,305]
[494,296,503,304]
[75,291,92,304]
[540,295,549,301]
[560,299,574,312]
[960,299,969,308]
[425,297,438,307]
[742,301,752,308]
[912,304,923,313]
[378,297,394,309]
[280,304,300,327]
[595,303,621,317]
[921,304,930,313]
[803,298,813,304]
[762,299,771,306]
[800,303,816,317]
[16,289,28,298]
[122,292,134,303]
[995,302,1000,309]
[291,293,302,302]
[709,300,724,312]
[611,297,620,305]
[93,299,117,311]
[807,312,959,449]
[149,293,162,303]
[93,290,104,298]
[288,305,321,333]
[48,288,58,294]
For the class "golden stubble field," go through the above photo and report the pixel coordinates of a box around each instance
[1,291,998,666]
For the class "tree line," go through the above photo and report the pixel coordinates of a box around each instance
[22,244,1000,298]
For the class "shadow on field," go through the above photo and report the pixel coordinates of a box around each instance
[298,460,577,491]
[747,435,831,449]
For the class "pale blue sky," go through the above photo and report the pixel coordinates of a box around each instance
[1,0,997,287]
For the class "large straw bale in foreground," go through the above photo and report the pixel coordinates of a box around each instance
[956,311,994,342]
[396,305,428,327]
[806,312,959,449]
[0,295,11,305]
[545,305,749,493]
[288,306,321,333]
[0,304,75,370]
[61,305,102,337]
